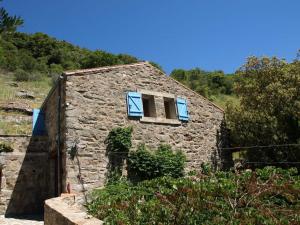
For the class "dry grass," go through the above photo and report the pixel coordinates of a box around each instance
[211,94,240,109]
[0,71,51,135]
[0,120,32,135]
[0,72,51,108]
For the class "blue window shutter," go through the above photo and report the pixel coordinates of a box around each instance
[176,98,189,121]
[127,92,143,117]
[32,109,46,135]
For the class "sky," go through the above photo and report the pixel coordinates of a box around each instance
[3,0,300,74]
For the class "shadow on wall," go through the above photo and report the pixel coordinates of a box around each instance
[5,136,50,216]
[105,148,127,183]
[68,140,88,203]
[212,120,233,170]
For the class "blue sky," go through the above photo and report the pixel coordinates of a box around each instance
[3,0,300,74]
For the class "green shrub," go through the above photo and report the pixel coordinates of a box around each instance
[14,69,43,81]
[0,142,13,153]
[105,126,133,153]
[128,144,186,181]
[105,126,133,183]
[87,167,300,225]
[14,69,30,81]
[29,71,43,81]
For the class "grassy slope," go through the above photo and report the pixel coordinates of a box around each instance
[0,71,51,134]
[209,94,239,109]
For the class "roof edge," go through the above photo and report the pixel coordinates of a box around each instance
[63,61,148,76]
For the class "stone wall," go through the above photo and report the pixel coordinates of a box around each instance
[0,135,49,215]
[41,78,66,196]
[44,194,103,225]
[62,62,224,197]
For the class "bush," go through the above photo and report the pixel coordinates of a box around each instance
[14,69,30,81]
[87,167,300,225]
[0,142,13,153]
[14,69,43,81]
[105,126,133,154]
[128,144,186,181]
[105,126,133,183]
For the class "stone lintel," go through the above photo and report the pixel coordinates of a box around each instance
[140,117,181,125]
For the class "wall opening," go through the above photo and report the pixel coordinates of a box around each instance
[142,95,157,117]
[164,97,177,119]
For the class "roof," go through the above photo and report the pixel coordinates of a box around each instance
[63,61,149,76]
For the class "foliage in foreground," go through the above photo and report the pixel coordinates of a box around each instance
[87,167,300,225]
[105,126,186,183]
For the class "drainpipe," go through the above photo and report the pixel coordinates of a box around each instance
[56,75,63,196]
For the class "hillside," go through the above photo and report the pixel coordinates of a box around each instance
[0,71,51,134]
[170,68,238,108]
[0,32,140,77]
[0,31,237,135]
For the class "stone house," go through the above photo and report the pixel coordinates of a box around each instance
[0,62,225,215]
[42,61,224,197]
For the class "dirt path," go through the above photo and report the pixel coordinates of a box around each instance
[0,215,43,225]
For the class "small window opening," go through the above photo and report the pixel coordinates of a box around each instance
[164,97,177,119]
[142,95,157,117]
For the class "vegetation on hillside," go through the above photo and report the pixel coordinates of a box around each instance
[0,32,139,80]
[170,68,236,107]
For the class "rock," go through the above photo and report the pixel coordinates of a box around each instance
[0,157,4,168]
[9,82,19,87]
[0,102,33,115]
[16,90,35,99]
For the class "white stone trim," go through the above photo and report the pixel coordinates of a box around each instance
[137,89,175,99]
[140,117,181,125]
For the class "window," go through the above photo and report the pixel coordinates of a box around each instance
[127,92,143,117]
[164,97,177,119]
[127,90,189,124]
[142,95,157,117]
[176,98,189,121]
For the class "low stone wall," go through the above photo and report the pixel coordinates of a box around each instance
[0,135,49,215]
[44,194,103,225]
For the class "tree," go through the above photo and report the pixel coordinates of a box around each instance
[170,69,186,82]
[170,68,234,98]
[0,1,24,34]
[117,54,138,65]
[80,50,119,68]
[149,61,164,72]
[226,56,300,166]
